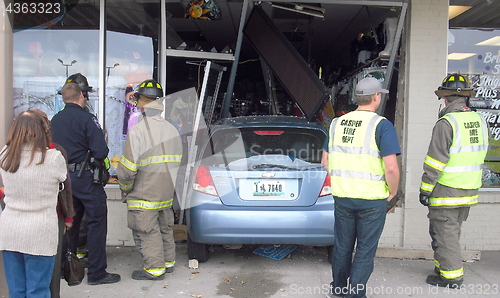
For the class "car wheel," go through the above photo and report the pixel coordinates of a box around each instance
[327,245,333,264]
[187,233,210,263]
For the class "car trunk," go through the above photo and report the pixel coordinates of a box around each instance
[199,125,328,207]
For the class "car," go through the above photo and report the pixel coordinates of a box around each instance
[186,115,334,262]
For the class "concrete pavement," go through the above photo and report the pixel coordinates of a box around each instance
[51,243,500,298]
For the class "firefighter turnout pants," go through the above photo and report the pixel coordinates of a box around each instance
[428,207,470,281]
[127,208,176,277]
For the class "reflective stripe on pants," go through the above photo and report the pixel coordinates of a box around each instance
[428,207,469,280]
[128,208,176,274]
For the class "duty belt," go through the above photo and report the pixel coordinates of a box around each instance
[67,162,93,172]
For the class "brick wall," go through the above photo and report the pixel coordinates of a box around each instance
[106,186,134,246]
[378,0,449,250]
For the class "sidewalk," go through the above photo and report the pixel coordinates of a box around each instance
[55,243,500,298]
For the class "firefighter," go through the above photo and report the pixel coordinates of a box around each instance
[51,76,120,285]
[117,79,182,280]
[420,73,489,288]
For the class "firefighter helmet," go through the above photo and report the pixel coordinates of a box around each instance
[134,79,163,100]
[133,79,164,111]
[434,73,474,98]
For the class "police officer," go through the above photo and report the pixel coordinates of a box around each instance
[51,74,120,285]
[117,79,182,280]
[420,73,488,288]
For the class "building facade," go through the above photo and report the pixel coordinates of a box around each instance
[1,0,499,254]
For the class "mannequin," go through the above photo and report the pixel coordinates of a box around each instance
[379,17,398,57]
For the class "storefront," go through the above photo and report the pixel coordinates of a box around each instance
[1,0,499,253]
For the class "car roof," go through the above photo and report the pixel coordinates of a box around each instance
[211,115,327,132]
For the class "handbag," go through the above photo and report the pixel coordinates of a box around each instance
[63,233,85,286]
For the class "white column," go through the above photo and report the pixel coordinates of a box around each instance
[402,0,449,249]
[0,0,14,147]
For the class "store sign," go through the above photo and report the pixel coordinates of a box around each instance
[470,52,500,187]
[471,53,500,108]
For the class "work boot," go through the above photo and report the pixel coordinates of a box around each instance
[132,270,165,280]
[426,274,463,289]
[166,266,175,273]
[434,267,440,275]
[88,272,121,285]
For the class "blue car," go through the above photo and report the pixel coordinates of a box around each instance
[186,115,334,262]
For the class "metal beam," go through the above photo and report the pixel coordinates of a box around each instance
[98,0,106,127]
[221,0,251,118]
[266,0,403,6]
[166,49,234,61]
[377,0,407,116]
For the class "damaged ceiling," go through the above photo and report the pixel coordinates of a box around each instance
[43,0,500,80]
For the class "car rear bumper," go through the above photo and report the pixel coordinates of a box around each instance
[187,196,334,245]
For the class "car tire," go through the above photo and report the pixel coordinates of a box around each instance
[187,233,210,263]
[327,245,333,264]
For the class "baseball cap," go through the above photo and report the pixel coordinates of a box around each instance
[355,77,389,96]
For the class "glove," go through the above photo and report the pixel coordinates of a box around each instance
[419,193,429,206]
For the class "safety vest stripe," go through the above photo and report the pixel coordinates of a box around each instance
[120,155,138,172]
[428,195,478,206]
[144,267,166,276]
[165,261,175,267]
[119,181,134,191]
[420,181,434,193]
[424,155,446,171]
[330,169,385,181]
[330,145,380,158]
[446,114,461,145]
[120,155,181,171]
[127,199,173,210]
[364,115,382,151]
[442,164,482,173]
[139,154,181,167]
[440,267,464,279]
[449,144,488,153]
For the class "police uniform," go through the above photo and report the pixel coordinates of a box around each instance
[51,102,110,283]
[420,97,488,284]
[118,112,182,279]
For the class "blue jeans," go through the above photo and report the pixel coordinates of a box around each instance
[2,250,55,298]
[331,200,387,298]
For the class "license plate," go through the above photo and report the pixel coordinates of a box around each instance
[252,180,285,197]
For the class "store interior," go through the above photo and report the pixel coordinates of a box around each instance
[13,0,500,124]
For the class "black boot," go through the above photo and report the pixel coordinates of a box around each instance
[426,274,463,289]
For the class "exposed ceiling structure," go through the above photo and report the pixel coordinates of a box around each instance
[165,0,500,65]
[166,0,402,67]
[51,0,500,67]
[48,0,500,79]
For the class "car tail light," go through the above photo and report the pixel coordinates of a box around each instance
[193,165,218,196]
[319,174,332,197]
[253,130,284,135]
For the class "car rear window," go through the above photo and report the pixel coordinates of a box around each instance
[201,127,326,165]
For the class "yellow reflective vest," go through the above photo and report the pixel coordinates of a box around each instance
[328,111,388,200]
[424,112,488,207]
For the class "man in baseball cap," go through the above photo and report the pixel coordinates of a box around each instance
[355,76,389,96]
[322,75,400,297]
